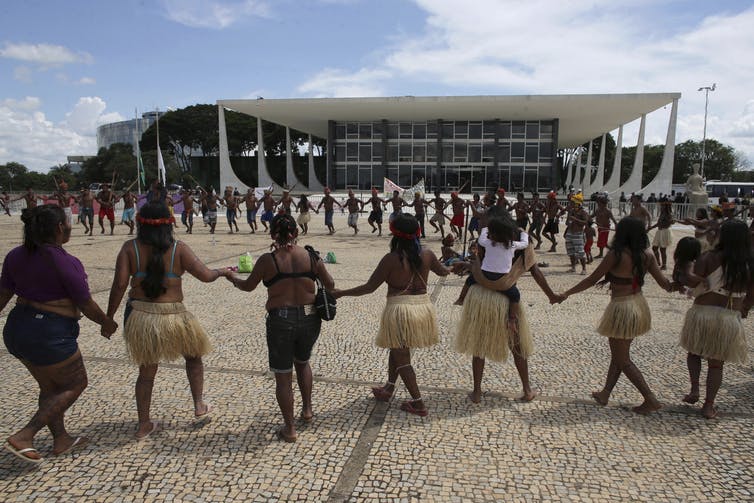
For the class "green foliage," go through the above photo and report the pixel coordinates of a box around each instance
[673,139,743,183]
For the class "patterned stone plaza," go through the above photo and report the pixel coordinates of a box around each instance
[0,212,752,502]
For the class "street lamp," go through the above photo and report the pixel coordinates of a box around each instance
[698,83,716,178]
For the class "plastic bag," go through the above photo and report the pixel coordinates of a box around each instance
[325,251,337,264]
[238,252,253,273]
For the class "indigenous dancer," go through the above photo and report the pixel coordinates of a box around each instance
[243,188,259,234]
[366,188,386,236]
[165,194,178,229]
[95,183,116,235]
[53,181,76,226]
[79,187,95,236]
[259,189,276,232]
[345,190,364,235]
[584,220,596,264]
[592,195,617,258]
[411,191,428,239]
[543,191,565,252]
[512,193,529,231]
[467,193,485,240]
[682,207,715,252]
[223,187,240,234]
[180,188,198,234]
[277,188,295,216]
[495,188,510,210]
[559,217,672,415]
[386,190,404,223]
[0,191,11,216]
[317,187,342,235]
[296,194,318,235]
[427,190,447,238]
[449,192,466,239]
[205,189,221,234]
[528,193,546,249]
[121,189,137,235]
[12,187,38,210]
[629,194,652,229]
[677,220,753,419]
[106,201,230,439]
[334,214,452,416]
[1,205,116,464]
[455,208,561,403]
[649,197,673,270]
[564,193,589,274]
[226,214,334,441]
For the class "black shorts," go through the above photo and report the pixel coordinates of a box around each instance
[3,304,80,366]
[529,218,543,233]
[369,209,383,224]
[266,306,322,373]
[544,217,559,234]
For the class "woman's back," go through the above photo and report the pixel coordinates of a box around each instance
[259,246,318,309]
[128,239,184,302]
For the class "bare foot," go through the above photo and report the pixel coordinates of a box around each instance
[468,390,482,403]
[591,391,609,406]
[135,421,160,439]
[454,298,464,306]
[52,436,89,456]
[518,389,539,402]
[567,268,576,273]
[701,402,719,419]
[632,399,662,415]
[300,408,313,423]
[682,393,699,404]
[195,402,212,417]
[277,426,297,443]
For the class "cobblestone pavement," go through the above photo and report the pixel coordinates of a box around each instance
[0,213,752,502]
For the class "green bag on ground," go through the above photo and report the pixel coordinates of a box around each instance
[325,252,337,264]
[238,253,253,273]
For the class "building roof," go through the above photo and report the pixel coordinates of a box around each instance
[218,93,680,149]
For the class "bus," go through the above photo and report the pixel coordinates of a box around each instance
[705,181,754,204]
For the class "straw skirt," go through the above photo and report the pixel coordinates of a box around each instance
[376,294,439,349]
[680,304,748,363]
[652,228,672,248]
[455,285,533,362]
[597,293,651,339]
[124,301,211,365]
[297,212,311,225]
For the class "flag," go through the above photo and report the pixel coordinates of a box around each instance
[405,178,425,201]
[137,152,146,187]
[157,145,167,185]
[383,177,402,198]
[254,184,273,199]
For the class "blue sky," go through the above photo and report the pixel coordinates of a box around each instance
[2,0,754,171]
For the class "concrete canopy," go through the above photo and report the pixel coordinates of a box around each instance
[218,93,680,148]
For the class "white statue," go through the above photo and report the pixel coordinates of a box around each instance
[686,163,708,209]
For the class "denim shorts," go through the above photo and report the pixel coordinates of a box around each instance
[3,304,80,366]
[325,210,334,226]
[465,271,521,303]
[266,306,321,373]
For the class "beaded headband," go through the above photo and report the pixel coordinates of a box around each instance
[137,216,176,226]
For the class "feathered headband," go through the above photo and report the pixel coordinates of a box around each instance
[389,221,421,240]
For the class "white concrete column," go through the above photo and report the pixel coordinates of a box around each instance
[582,139,594,194]
[605,125,623,194]
[218,104,247,192]
[594,133,607,192]
[640,98,678,197]
[564,150,575,188]
[284,127,304,189]
[574,149,583,189]
[257,118,275,188]
[617,114,646,195]
[307,134,324,191]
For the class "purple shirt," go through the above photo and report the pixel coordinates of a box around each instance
[0,245,91,304]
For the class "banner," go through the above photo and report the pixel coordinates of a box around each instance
[254,185,273,199]
[383,177,402,198]
[157,146,167,185]
[383,177,425,202]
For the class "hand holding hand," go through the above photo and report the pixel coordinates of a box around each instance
[331,289,342,299]
[101,317,118,339]
[550,293,566,304]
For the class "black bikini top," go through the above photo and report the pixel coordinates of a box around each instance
[605,271,640,291]
[262,251,317,287]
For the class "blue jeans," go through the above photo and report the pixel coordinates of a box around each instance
[3,304,80,365]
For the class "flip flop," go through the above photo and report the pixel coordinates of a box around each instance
[135,421,160,440]
[53,436,89,456]
[4,441,44,465]
[371,386,393,402]
[277,427,297,443]
[400,400,429,417]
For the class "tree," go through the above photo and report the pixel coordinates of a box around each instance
[79,144,138,189]
[673,139,742,183]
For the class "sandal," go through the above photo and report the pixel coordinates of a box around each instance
[400,399,428,417]
[371,382,395,402]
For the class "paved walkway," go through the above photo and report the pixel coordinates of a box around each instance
[0,213,752,502]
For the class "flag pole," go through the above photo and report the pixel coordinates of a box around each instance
[156,107,161,185]
[135,107,141,195]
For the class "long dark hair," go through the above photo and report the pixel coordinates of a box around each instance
[270,213,298,249]
[390,214,422,273]
[485,206,517,246]
[717,219,754,291]
[21,204,66,252]
[137,201,174,299]
[610,217,649,287]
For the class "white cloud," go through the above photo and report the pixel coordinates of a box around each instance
[296,1,754,162]
[0,42,93,66]
[0,97,123,171]
[161,0,270,29]
[13,66,32,83]
[77,77,96,85]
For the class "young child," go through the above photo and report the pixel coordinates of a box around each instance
[454,216,528,330]
[672,236,708,297]
[441,234,461,266]
[584,219,596,264]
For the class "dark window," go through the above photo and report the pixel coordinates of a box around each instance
[525,144,538,163]
[387,123,399,139]
[483,143,496,162]
[483,121,497,138]
[335,168,346,188]
[454,143,467,162]
[360,143,372,162]
[510,165,524,191]
[539,142,553,159]
[386,167,398,182]
[454,121,468,138]
[499,122,511,139]
[442,144,453,162]
[388,144,398,162]
[373,122,383,138]
[412,166,427,183]
[335,144,346,163]
[498,168,509,190]
[469,122,482,139]
[359,168,372,189]
[359,124,371,139]
[498,143,511,163]
[400,122,412,138]
[372,144,383,161]
[414,124,426,139]
[444,167,459,188]
[524,169,538,192]
[399,143,412,162]
[347,123,358,138]
[472,167,485,188]
[511,142,524,160]
[540,122,553,135]
[347,143,358,161]
[335,124,346,139]
[427,142,437,162]
[413,144,426,162]
[512,121,525,138]
[526,123,539,139]
[468,144,482,163]
[399,166,412,187]
[427,121,438,138]
[441,121,453,138]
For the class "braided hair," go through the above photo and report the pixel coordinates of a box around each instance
[270,213,298,249]
[21,204,67,252]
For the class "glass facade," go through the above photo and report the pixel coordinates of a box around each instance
[329,119,557,193]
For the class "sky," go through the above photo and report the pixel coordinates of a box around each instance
[2,0,754,172]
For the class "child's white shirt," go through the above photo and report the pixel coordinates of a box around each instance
[478,227,529,274]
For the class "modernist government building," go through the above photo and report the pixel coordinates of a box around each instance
[217,93,680,196]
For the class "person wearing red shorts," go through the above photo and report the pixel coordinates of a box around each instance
[592,195,617,258]
[584,220,595,263]
[449,192,466,239]
[96,183,117,235]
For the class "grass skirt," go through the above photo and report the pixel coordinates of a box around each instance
[597,293,651,339]
[455,285,533,362]
[297,212,311,225]
[680,304,748,363]
[652,228,672,248]
[124,301,211,365]
[376,294,439,349]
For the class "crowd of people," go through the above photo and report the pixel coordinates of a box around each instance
[1,185,752,465]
